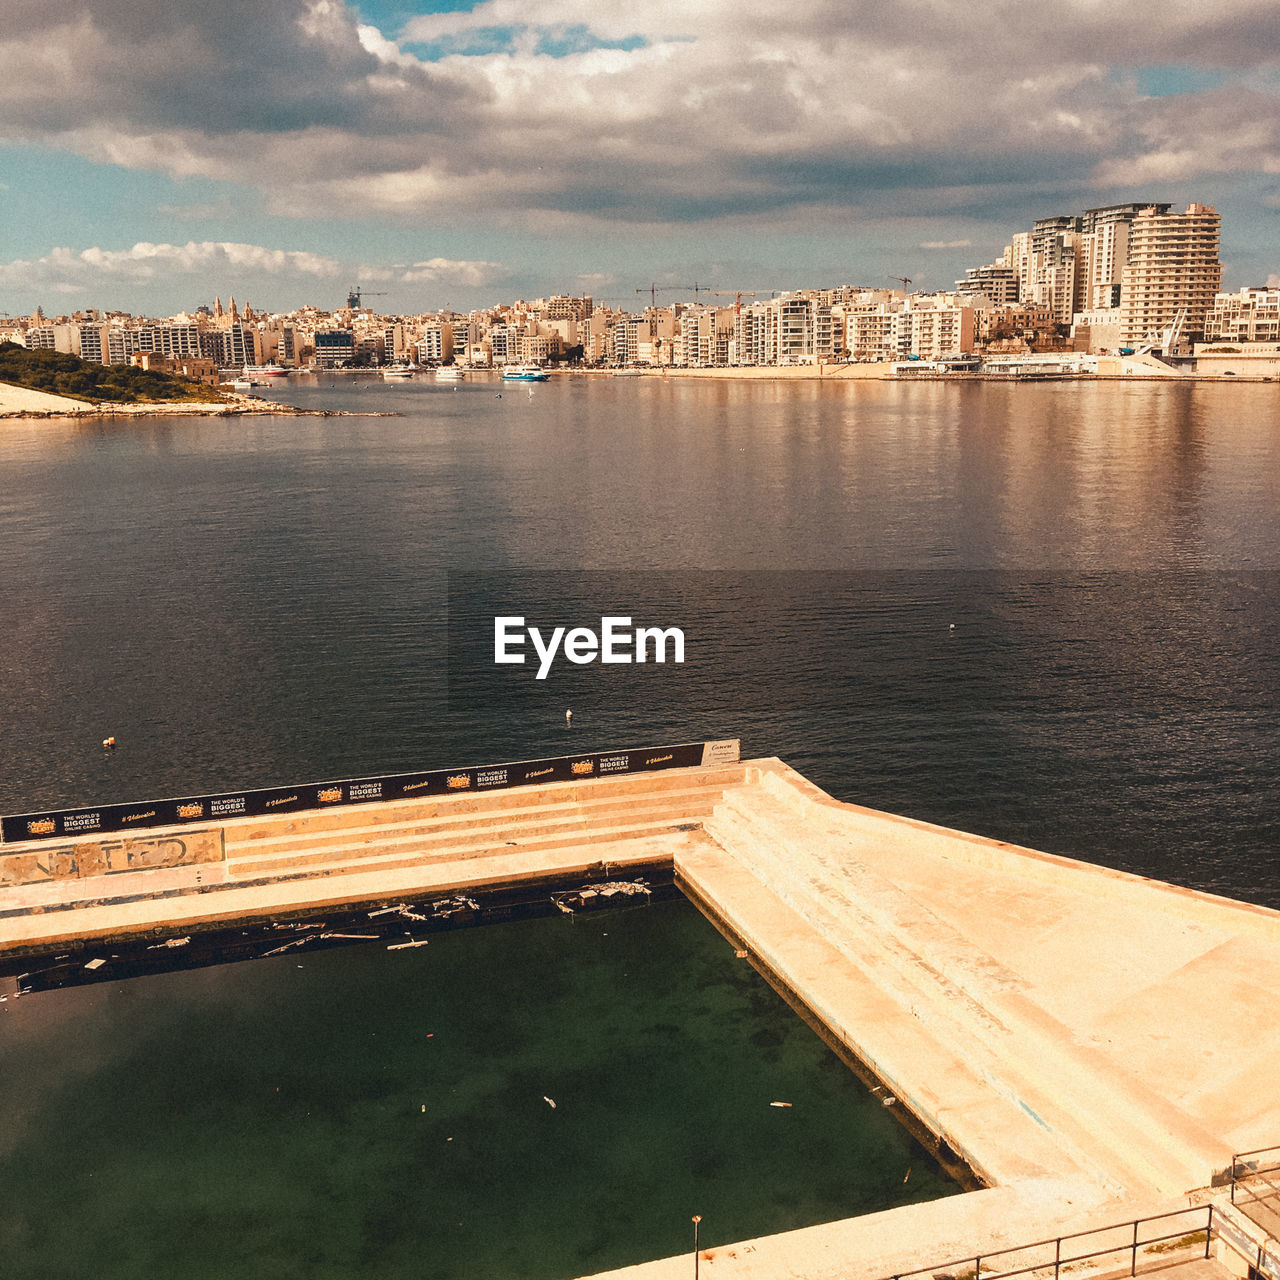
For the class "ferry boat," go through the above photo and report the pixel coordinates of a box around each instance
[242,364,288,378]
[501,365,549,382]
[435,366,466,381]
[382,364,420,379]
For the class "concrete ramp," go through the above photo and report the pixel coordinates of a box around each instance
[708,764,1280,1194]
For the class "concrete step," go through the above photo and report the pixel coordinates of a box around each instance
[240,818,703,886]
[223,785,723,863]
[705,785,1227,1198]
[222,765,745,847]
[227,810,710,882]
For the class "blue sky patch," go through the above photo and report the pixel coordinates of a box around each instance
[356,0,479,28]
[404,23,524,59]
[1134,65,1228,97]
[535,26,647,58]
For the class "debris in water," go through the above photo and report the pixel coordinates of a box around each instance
[369,903,430,923]
[261,935,318,958]
[882,1096,897,1107]
[552,880,651,914]
[428,895,478,918]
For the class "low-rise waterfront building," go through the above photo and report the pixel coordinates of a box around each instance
[1204,286,1280,343]
[314,329,356,368]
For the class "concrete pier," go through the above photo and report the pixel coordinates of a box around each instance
[4,757,1280,1280]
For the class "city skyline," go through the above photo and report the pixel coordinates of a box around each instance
[2,0,1279,317]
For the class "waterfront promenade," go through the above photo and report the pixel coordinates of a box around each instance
[4,757,1279,1280]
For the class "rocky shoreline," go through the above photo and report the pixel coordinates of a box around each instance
[0,385,395,419]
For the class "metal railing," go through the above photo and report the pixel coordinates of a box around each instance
[883,1204,1214,1280]
[1230,1145,1280,1204]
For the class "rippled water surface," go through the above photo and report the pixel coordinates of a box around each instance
[2,374,1276,899]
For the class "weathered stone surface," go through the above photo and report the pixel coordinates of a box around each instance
[0,829,222,884]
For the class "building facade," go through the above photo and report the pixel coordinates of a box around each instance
[1119,203,1222,347]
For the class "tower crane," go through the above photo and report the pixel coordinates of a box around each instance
[707,290,760,316]
[346,285,389,310]
[636,283,705,308]
[888,275,913,292]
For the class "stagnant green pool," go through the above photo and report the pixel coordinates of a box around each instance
[0,898,958,1279]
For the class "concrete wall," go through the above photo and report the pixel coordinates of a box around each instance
[0,829,222,886]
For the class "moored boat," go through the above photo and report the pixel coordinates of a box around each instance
[501,365,549,382]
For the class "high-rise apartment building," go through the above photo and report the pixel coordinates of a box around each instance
[956,263,1019,306]
[1119,204,1222,346]
[1077,203,1170,311]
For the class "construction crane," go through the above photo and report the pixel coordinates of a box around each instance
[888,276,913,292]
[346,285,388,310]
[636,283,704,308]
[1136,307,1188,359]
[707,291,760,316]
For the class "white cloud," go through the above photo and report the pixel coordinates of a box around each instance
[399,258,503,286]
[0,241,340,293]
[0,0,1278,234]
[920,240,973,250]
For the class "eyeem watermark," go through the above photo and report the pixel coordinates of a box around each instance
[495,615,686,679]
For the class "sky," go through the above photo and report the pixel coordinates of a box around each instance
[1,0,1278,318]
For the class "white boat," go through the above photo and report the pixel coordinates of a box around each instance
[382,365,419,379]
[243,364,288,378]
[501,365,549,382]
[435,367,466,381]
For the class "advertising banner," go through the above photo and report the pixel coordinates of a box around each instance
[1,739,740,843]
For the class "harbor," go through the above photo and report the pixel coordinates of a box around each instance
[2,375,1278,1278]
